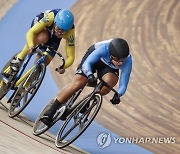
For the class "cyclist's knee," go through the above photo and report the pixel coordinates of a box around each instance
[100,87,110,95]
[34,29,49,45]
[102,73,118,86]
[100,73,118,95]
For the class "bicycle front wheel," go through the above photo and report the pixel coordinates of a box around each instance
[55,93,102,149]
[8,63,46,118]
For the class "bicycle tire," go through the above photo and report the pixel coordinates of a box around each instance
[8,63,46,118]
[55,93,102,149]
[33,99,54,136]
[0,52,19,100]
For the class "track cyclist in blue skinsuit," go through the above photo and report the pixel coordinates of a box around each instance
[42,38,132,125]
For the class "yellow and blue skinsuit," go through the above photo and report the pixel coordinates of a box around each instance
[17,9,75,69]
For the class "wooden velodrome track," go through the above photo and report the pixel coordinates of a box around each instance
[50,0,180,154]
[0,0,179,154]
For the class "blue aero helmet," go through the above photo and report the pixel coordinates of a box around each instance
[55,9,74,31]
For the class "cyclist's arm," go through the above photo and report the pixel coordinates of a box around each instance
[118,55,132,96]
[62,29,75,69]
[26,12,54,47]
[82,46,106,77]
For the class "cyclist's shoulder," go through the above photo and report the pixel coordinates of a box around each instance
[40,9,60,26]
[93,40,111,56]
[41,12,54,25]
[49,9,61,15]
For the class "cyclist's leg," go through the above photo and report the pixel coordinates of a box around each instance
[100,73,118,95]
[57,74,88,103]
[34,29,50,47]
[10,25,49,67]
[97,62,119,95]
[23,29,50,87]
[3,45,28,75]
[41,74,88,125]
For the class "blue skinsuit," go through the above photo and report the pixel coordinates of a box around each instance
[82,39,132,96]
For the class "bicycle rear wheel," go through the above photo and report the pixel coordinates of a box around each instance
[33,99,54,136]
[33,99,66,136]
[55,93,102,149]
[0,52,18,100]
[8,63,46,118]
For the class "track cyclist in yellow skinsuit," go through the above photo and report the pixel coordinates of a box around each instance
[4,9,75,76]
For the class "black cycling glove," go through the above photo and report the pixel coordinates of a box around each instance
[110,93,121,105]
[87,74,97,87]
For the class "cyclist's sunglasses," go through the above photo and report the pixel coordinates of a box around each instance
[54,25,67,34]
[110,56,127,63]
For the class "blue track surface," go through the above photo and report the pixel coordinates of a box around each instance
[0,1,153,153]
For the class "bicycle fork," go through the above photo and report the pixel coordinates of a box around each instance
[79,82,104,122]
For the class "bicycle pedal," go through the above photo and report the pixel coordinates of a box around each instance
[53,106,66,120]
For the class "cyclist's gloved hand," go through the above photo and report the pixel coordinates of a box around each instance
[87,74,97,87]
[56,67,65,74]
[110,93,121,105]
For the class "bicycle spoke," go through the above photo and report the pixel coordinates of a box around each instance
[79,120,86,131]
[60,122,79,141]
[31,80,39,88]
[23,92,28,105]
[79,101,96,120]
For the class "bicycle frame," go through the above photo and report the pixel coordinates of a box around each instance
[14,52,48,88]
[66,78,119,113]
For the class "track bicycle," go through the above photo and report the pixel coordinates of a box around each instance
[33,78,119,149]
[0,44,65,118]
